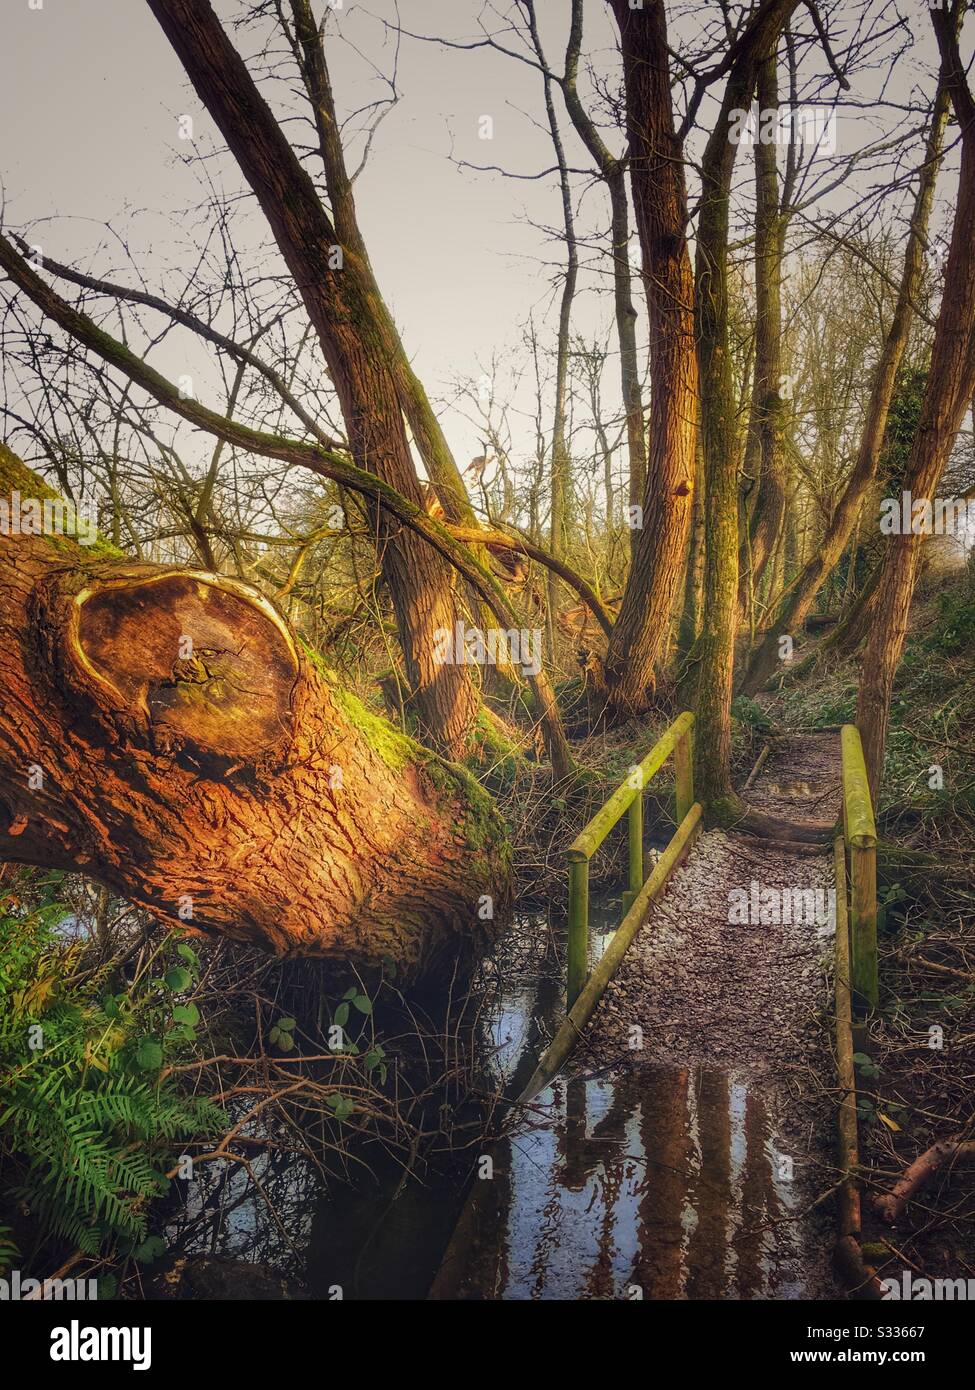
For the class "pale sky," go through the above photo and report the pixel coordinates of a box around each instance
[0,0,961,502]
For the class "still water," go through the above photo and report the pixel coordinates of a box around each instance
[431,1066,807,1300]
[165,890,823,1299]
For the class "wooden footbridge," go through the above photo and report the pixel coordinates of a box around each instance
[431,713,882,1300]
[521,712,878,1102]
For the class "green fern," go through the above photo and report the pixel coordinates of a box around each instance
[0,887,224,1259]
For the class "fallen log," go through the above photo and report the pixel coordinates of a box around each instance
[872,1136,975,1224]
[0,443,511,980]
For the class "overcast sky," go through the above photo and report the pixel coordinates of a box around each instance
[0,1,960,491]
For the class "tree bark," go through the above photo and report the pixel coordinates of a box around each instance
[677,440,705,663]
[872,1136,975,1224]
[0,443,510,980]
[737,49,787,622]
[857,8,975,795]
[741,78,950,692]
[693,0,795,816]
[602,0,698,716]
[524,0,578,636]
[146,0,478,758]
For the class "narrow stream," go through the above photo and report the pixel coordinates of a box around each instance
[164,880,821,1299]
[431,1066,806,1300]
[161,891,619,1296]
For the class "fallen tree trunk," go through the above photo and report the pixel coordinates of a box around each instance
[0,445,511,981]
[0,230,573,779]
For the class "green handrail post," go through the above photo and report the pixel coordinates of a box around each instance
[840,724,878,1015]
[567,857,590,1008]
[622,777,644,914]
[675,723,694,824]
[565,711,695,1011]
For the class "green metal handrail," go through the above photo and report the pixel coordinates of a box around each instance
[565,711,695,1007]
[840,724,878,1013]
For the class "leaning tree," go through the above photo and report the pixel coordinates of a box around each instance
[0,441,511,981]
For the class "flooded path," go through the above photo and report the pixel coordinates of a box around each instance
[432,733,844,1300]
[431,1065,817,1299]
[164,734,845,1301]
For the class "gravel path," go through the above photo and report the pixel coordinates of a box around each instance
[581,731,843,1077]
[581,827,835,1075]
[566,732,846,1297]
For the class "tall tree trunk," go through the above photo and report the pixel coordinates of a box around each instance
[602,0,698,716]
[562,0,647,533]
[286,0,477,532]
[147,0,478,758]
[520,1,578,637]
[741,78,949,693]
[0,445,510,980]
[286,0,516,680]
[738,49,787,621]
[546,123,578,633]
[858,11,975,795]
[610,168,649,532]
[693,0,794,816]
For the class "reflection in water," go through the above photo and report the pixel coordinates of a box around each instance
[165,1138,320,1269]
[165,896,819,1300]
[433,1065,808,1301]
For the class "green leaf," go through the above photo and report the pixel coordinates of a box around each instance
[352,994,372,1016]
[136,1038,163,1071]
[177,943,199,968]
[172,1003,199,1027]
[326,1093,354,1120]
[164,966,191,992]
[133,1235,167,1265]
[334,1002,349,1028]
[276,1017,296,1031]
[275,1031,295,1052]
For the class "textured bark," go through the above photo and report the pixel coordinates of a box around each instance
[872,1136,975,1225]
[857,18,975,795]
[742,80,950,693]
[0,232,574,779]
[738,50,787,622]
[602,0,698,715]
[693,0,795,816]
[677,441,706,662]
[147,0,478,758]
[0,446,510,980]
